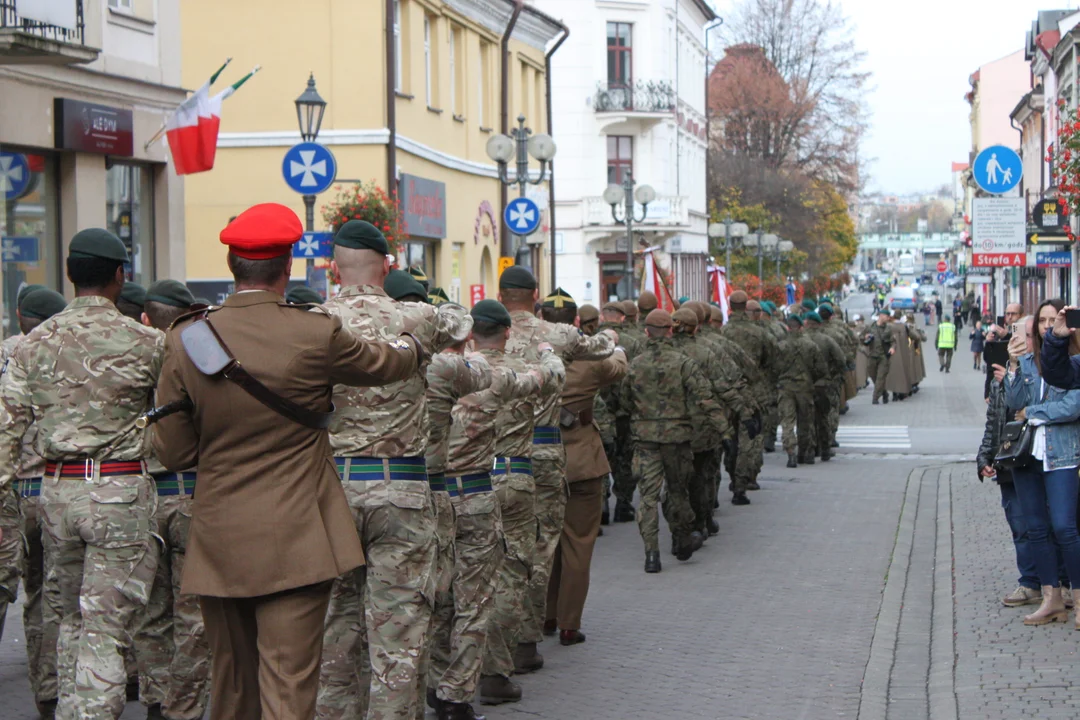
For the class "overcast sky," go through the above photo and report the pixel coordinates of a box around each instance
[708,0,1070,195]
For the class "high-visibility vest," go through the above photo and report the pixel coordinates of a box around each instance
[937,322,956,349]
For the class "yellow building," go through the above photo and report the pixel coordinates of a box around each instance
[180,0,565,303]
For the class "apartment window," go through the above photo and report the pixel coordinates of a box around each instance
[607,22,632,88]
[607,136,633,185]
[108,0,133,9]
[424,16,432,105]
[449,26,462,115]
[393,0,403,92]
[479,41,492,128]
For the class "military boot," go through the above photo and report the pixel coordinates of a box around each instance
[613,499,635,522]
[706,515,720,536]
[820,447,832,462]
[644,551,662,573]
[513,642,544,673]
[439,701,486,720]
[675,531,705,561]
[146,704,167,720]
[600,494,610,525]
[731,492,750,506]
[36,699,57,720]
[787,453,798,468]
[479,675,522,705]
[428,687,444,712]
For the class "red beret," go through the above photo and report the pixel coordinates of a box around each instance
[220,203,302,260]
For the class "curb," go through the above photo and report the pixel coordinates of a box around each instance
[929,467,957,720]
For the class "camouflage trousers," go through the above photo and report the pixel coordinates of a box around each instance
[688,449,720,535]
[16,479,59,705]
[817,382,841,454]
[481,470,536,680]
[611,417,636,505]
[520,454,566,645]
[134,491,210,720]
[778,385,815,457]
[429,486,504,704]
[867,356,891,401]
[633,442,695,553]
[0,483,22,644]
[415,489,454,720]
[317,475,436,720]
[726,417,763,494]
[763,388,779,451]
[41,472,159,720]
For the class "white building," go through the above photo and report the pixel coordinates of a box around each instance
[529,0,715,304]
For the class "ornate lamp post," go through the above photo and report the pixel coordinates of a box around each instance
[604,174,655,299]
[707,217,749,275]
[486,114,557,262]
[294,73,327,236]
[773,239,795,278]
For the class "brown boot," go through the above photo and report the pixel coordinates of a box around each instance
[513,642,544,673]
[479,675,522,705]
[1024,585,1069,626]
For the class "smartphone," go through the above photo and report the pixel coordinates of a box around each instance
[1067,308,1080,329]
[996,315,1005,327]
[984,340,1010,369]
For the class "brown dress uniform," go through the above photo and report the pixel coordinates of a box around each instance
[153,290,421,720]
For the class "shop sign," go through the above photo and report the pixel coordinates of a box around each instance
[972,197,1025,267]
[54,99,134,156]
[400,173,446,239]
[1032,196,1070,234]
[1036,251,1072,268]
[469,284,485,306]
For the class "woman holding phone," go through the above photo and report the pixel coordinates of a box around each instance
[1001,299,1080,625]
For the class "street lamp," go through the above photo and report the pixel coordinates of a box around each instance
[487,114,557,264]
[294,73,327,266]
[743,229,778,284]
[773,239,795,279]
[707,217,749,276]
[604,174,655,300]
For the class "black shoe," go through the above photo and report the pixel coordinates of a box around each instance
[439,701,486,720]
[746,480,760,491]
[939,365,944,372]
[872,399,880,405]
[787,453,798,468]
[840,404,849,415]
[428,687,445,712]
[883,394,889,404]
[597,526,604,536]
[127,681,140,702]
[801,455,815,465]
[831,440,839,448]
[513,642,544,674]
[674,531,703,561]
[543,618,557,637]
[764,442,776,453]
[146,704,166,720]
[946,368,950,373]
[479,675,522,705]
[36,700,57,720]
[732,492,751,506]
[706,516,720,536]
[560,629,586,646]
[613,500,636,522]
[645,550,662,573]
[820,449,831,462]
[713,497,720,509]
[600,495,610,525]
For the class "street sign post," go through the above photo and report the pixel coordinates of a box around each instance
[1,236,40,263]
[282,142,337,195]
[972,145,1022,195]
[936,260,947,273]
[937,272,946,283]
[0,152,31,201]
[972,197,1026,267]
[291,231,334,259]
[503,197,541,236]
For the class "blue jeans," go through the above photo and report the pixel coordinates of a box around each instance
[1000,481,1040,589]
[1013,466,1080,588]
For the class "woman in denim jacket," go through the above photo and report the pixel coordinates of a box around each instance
[1004,299,1080,626]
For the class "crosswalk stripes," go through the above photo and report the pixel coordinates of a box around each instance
[775,425,912,450]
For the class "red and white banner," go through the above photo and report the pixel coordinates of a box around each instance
[707,264,730,322]
[642,248,676,312]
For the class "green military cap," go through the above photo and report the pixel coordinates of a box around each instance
[17,283,45,309]
[69,228,130,262]
[786,314,803,327]
[408,266,429,282]
[760,301,775,316]
[119,282,146,309]
[804,311,823,324]
[285,285,324,304]
[499,265,537,291]
[542,287,577,310]
[146,279,196,309]
[334,219,389,254]
[818,304,835,318]
[471,299,512,327]
[19,287,66,320]
[384,269,428,302]
[578,304,600,323]
[429,287,450,305]
[672,307,698,327]
[801,298,817,311]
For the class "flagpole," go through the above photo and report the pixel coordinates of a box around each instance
[143,58,233,151]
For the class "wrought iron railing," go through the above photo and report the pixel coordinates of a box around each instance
[594,80,675,113]
[0,0,85,44]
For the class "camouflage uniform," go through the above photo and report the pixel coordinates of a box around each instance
[777,332,827,458]
[420,350,492,710]
[505,311,614,648]
[430,352,553,704]
[760,317,787,450]
[0,335,24,646]
[860,322,894,402]
[597,321,641,512]
[482,350,565,681]
[619,336,724,553]
[719,311,777,493]
[0,296,162,720]
[806,326,847,456]
[317,287,471,720]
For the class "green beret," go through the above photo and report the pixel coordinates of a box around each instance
[429,287,450,306]
[146,279,195,309]
[786,314,803,327]
[119,282,146,309]
[285,286,324,305]
[19,288,66,320]
[17,284,45,309]
[69,228,129,263]
[804,311,823,324]
[499,266,537,291]
[384,269,428,302]
[471,299,512,328]
[800,298,817,311]
[760,303,773,316]
[818,304,834,318]
[677,296,690,305]
[542,287,577,310]
[334,220,389,254]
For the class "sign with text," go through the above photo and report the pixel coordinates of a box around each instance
[400,173,446,239]
[972,197,1026,267]
[54,99,134,156]
[469,284,485,306]
[498,256,514,277]
[1036,251,1072,268]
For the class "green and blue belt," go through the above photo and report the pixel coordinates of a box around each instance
[153,472,197,497]
[532,426,562,445]
[491,456,533,477]
[15,476,42,498]
[334,456,428,482]
[444,472,494,497]
[428,472,446,493]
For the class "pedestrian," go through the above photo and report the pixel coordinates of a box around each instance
[934,296,943,325]
[0,229,163,720]
[1002,298,1080,627]
[153,205,422,720]
[970,320,986,370]
[860,311,895,404]
[936,315,957,372]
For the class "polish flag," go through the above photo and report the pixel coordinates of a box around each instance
[164,61,256,175]
[708,264,730,321]
[642,248,676,312]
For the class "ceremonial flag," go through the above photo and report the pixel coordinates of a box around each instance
[641,247,676,312]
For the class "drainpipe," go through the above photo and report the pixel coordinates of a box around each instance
[546,22,569,291]
[499,0,525,260]
[385,0,397,198]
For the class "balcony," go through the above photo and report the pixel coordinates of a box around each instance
[0,0,99,65]
[593,80,675,134]
[583,195,689,228]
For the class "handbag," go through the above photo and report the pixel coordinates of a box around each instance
[994,420,1035,470]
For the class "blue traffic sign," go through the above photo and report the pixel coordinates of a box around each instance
[282,142,337,195]
[973,144,1022,195]
[292,231,334,259]
[0,152,31,201]
[1,236,40,263]
[504,197,541,236]
[937,272,946,284]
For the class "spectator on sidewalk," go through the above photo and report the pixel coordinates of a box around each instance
[1003,298,1080,627]
[935,315,957,372]
[970,321,986,371]
[934,296,943,325]
[985,303,1023,400]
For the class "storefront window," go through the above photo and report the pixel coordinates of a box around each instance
[400,241,435,285]
[106,163,154,286]
[0,147,60,338]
